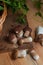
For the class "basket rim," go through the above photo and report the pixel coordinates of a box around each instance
[0,3,7,25]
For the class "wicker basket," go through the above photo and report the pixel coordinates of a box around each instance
[0,3,7,32]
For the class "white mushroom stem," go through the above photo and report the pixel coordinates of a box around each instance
[11,37,17,44]
[17,50,27,58]
[30,50,40,61]
[19,37,33,44]
[24,31,30,37]
[17,30,23,38]
[37,26,43,35]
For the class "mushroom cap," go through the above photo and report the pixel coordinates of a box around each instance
[9,33,17,41]
[23,26,32,33]
[13,25,24,33]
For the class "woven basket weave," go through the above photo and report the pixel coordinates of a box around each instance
[0,3,7,32]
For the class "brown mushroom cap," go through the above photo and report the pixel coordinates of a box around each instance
[13,25,24,34]
[9,33,17,41]
[23,26,32,37]
[23,26,32,32]
[12,49,18,59]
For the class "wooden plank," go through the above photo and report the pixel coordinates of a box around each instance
[0,53,11,65]
[27,0,43,65]
[8,53,37,65]
[0,0,43,65]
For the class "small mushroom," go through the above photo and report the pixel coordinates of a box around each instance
[12,49,18,59]
[30,50,40,60]
[13,25,24,38]
[23,26,32,37]
[12,49,27,59]
[35,26,43,46]
[9,33,17,44]
[19,37,33,45]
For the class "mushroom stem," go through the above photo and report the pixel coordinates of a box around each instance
[19,37,33,45]
[30,50,39,61]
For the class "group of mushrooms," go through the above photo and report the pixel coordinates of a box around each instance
[6,25,43,60]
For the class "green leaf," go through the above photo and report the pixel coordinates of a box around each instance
[23,4,29,10]
[16,14,26,24]
[36,11,42,17]
[22,4,29,15]
[31,0,35,2]
[35,0,41,10]
[41,2,43,4]
[0,0,29,15]
[0,0,11,6]
[0,6,3,11]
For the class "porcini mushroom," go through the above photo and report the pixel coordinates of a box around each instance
[35,26,43,46]
[9,33,17,44]
[23,26,32,37]
[19,37,33,45]
[13,25,24,38]
[12,49,27,59]
[30,50,40,61]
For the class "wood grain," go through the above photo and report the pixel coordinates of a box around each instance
[0,0,43,65]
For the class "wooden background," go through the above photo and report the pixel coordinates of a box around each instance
[0,0,43,65]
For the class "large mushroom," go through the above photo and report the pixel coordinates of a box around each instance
[35,26,43,46]
[23,26,32,37]
[13,25,24,38]
[19,36,33,45]
[9,33,17,44]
